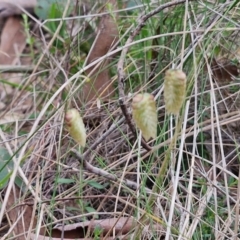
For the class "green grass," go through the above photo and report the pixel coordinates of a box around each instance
[1,0,240,239]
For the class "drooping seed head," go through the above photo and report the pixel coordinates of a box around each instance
[164,69,187,115]
[65,108,86,147]
[132,93,157,141]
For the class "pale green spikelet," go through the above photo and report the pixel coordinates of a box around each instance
[132,93,157,141]
[65,109,86,147]
[164,69,186,115]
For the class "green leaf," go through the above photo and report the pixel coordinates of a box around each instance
[85,206,99,219]
[56,178,75,184]
[213,45,221,56]
[35,0,72,41]
[0,147,13,189]
[85,206,96,213]
[15,176,26,191]
[88,181,107,190]
[127,0,141,8]
[0,171,12,189]
[35,0,66,20]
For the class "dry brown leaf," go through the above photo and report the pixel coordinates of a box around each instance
[0,0,36,17]
[82,0,119,103]
[30,234,128,240]
[53,217,135,235]
[0,112,24,124]
[50,217,163,239]
[0,16,26,65]
[6,185,45,240]
[0,16,27,106]
[210,57,239,84]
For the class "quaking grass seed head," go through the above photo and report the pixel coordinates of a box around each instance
[65,108,86,147]
[132,93,157,141]
[164,69,186,115]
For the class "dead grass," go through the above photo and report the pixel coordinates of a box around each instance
[1,0,240,239]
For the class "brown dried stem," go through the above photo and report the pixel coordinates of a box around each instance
[71,149,152,194]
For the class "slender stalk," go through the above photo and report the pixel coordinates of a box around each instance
[133,114,184,238]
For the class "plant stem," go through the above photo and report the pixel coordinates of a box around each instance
[133,114,183,238]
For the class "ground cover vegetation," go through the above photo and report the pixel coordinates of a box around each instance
[0,0,240,239]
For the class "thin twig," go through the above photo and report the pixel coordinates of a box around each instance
[83,117,125,158]
[17,195,145,207]
[0,65,36,73]
[71,149,152,194]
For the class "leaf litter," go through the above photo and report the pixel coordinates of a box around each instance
[1,1,240,239]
